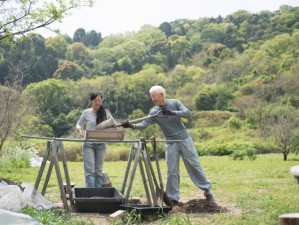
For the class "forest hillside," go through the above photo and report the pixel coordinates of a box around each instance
[1,4,299,160]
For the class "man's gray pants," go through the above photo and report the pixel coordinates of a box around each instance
[165,135,211,201]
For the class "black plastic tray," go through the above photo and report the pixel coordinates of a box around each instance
[121,204,172,215]
[73,187,124,213]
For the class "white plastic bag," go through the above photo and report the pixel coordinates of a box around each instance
[0,184,26,212]
[21,183,55,210]
[0,209,42,225]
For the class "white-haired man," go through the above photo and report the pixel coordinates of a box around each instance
[121,85,215,205]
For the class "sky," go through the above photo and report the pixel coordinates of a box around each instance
[40,0,299,38]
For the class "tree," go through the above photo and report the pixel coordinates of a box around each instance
[170,36,192,65]
[66,42,91,64]
[23,79,69,136]
[195,85,234,111]
[73,28,87,44]
[85,30,102,47]
[263,106,299,161]
[159,22,174,37]
[53,60,85,80]
[0,63,32,151]
[0,0,94,42]
[44,36,68,76]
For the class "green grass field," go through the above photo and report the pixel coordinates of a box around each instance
[1,153,299,224]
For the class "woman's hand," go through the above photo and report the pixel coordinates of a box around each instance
[76,128,85,137]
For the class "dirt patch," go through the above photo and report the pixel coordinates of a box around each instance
[171,199,228,214]
[1,178,242,223]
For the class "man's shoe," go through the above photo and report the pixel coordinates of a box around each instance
[171,200,179,206]
[204,190,216,203]
[170,200,183,207]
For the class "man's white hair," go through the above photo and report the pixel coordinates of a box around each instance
[149,85,165,95]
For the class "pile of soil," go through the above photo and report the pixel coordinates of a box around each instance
[171,199,228,214]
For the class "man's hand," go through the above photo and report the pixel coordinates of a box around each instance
[121,120,135,128]
[162,109,175,116]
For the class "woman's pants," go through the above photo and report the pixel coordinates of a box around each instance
[83,143,106,188]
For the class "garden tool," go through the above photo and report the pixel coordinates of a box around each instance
[150,136,172,207]
[114,110,164,128]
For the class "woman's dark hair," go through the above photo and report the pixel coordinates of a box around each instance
[90,92,107,124]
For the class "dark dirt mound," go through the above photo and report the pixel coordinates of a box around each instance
[171,199,228,214]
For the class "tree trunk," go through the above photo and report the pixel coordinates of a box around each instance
[283,152,288,161]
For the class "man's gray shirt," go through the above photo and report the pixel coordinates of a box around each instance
[134,99,191,140]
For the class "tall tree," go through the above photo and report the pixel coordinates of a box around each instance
[3,33,50,85]
[23,79,69,136]
[159,22,174,37]
[263,106,299,161]
[85,30,102,47]
[73,28,87,44]
[0,63,32,151]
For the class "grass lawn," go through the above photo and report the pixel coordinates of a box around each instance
[1,153,299,224]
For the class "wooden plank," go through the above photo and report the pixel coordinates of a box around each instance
[279,213,299,225]
[85,130,124,141]
[34,141,51,192]
[51,141,69,212]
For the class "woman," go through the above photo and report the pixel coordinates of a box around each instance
[76,92,115,188]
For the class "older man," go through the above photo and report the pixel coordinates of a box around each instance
[121,85,215,205]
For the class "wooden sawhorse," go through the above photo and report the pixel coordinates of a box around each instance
[33,140,73,211]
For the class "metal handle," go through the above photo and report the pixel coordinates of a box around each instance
[114,110,163,127]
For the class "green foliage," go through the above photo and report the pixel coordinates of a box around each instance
[245,115,257,129]
[22,206,93,225]
[157,214,195,225]
[192,111,234,127]
[0,0,94,42]
[66,42,91,64]
[0,143,39,169]
[203,143,233,156]
[122,210,142,224]
[22,79,69,136]
[288,96,299,108]
[291,128,299,154]
[3,153,299,224]
[228,116,242,129]
[53,60,85,80]
[196,141,257,159]
[195,86,234,111]
[253,140,279,154]
[1,4,299,166]
[229,144,256,160]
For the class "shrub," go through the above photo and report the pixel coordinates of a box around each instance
[195,141,257,159]
[208,143,234,156]
[1,142,39,169]
[229,143,256,160]
[195,142,234,156]
[192,111,234,127]
[228,116,242,129]
[246,115,258,129]
[253,140,279,154]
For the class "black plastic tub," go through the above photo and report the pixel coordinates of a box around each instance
[121,204,172,216]
[73,187,124,213]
